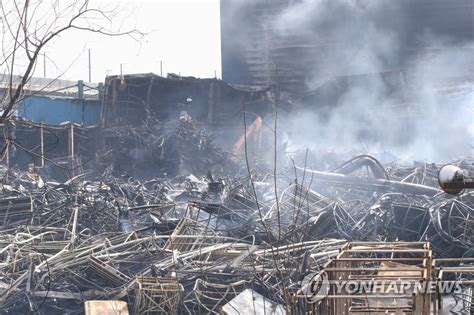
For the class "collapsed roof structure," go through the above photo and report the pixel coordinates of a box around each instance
[100,73,272,128]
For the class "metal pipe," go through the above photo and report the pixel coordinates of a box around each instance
[296,166,441,196]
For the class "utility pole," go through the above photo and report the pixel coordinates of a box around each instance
[120,64,123,75]
[43,53,46,78]
[160,61,163,76]
[88,49,91,82]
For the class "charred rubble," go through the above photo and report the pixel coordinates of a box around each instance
[97,112,236,178]
[0,147,473,313]
[0,74,472,314]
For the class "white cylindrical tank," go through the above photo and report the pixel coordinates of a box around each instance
[438,165,466,194]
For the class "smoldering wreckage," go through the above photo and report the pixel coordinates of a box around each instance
[0,74,472,314]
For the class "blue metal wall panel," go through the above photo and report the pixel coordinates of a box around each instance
[18,96,101,126]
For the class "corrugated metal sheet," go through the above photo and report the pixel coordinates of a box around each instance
[18,96,101,126]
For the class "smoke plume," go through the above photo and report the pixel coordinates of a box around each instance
[269,0,474,162]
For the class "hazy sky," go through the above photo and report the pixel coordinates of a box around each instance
[34,0,221,83]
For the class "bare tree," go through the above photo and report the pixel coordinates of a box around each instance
[0,0,143,121]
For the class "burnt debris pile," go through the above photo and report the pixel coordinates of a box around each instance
[0,144,473,313]
[97,113,235,178]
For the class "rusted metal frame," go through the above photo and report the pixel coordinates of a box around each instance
[434,258,474,262]
[420,245,432,314]
[350,305,413,312]
[435,267,474,272]
[336,257,425,262]
[316,242,434,314]
[344,249,428,253]
[316,294,415,299]
[134,277,183,314]
[348,241,428,246]
[325,267,425,272]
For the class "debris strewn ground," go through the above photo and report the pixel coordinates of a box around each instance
[0,122,472,313]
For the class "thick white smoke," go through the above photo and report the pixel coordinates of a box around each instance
[270,0,474,162]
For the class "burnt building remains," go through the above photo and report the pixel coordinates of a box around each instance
[221,0,474,95]
[100,73,271,127]
[96,73,273,177]
[0,1,473,314]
